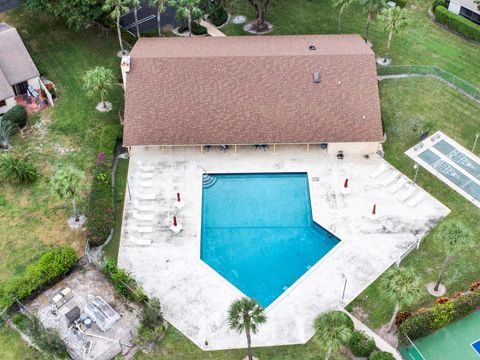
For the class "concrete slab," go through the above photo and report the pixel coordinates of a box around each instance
[118,145,449,350]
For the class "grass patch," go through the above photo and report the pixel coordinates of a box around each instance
[346,77,480,329]
[0,8,123,282]
[223,0,480,86]
[0,324,51,360]
[104,158,129,261]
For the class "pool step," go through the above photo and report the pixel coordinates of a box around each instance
[202,174,217,188]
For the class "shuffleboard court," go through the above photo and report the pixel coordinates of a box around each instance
[434,140,480,180]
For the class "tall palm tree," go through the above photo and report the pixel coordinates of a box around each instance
[383,267,421,332]
[314,311,353,360]
[333,0,356,32]
[168,0,203,37]
[379,7,408,61]
[149,0,167,36]
[362,0,386,44]
[434,220,473,291]
[103,0,130,54]
[132,0,141,37]
[51,166,86,222]
[228,297,266,360]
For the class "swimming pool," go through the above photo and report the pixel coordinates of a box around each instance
[200,173,340,307]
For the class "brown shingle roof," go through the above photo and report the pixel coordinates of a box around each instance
[123,35,383,146]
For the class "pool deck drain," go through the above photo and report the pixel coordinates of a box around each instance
[118,145,449,350]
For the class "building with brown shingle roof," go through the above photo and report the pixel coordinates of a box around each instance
[122,35,383,154]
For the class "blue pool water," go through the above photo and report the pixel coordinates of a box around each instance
[200,173,340,307]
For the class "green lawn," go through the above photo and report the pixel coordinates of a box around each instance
[223,0,480,86]
[0,9,123,282]
[346,77,480,329]
[0,324,51,360]
[104,158,129,261]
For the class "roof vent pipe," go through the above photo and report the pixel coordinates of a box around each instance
[309,45,316,51]
[313,71,321,84]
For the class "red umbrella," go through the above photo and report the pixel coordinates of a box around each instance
[173,216,177,227]
[177,192,181,202]
[344,179,349,188]
[372,204,376,215]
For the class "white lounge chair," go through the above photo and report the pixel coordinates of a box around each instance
[134,201,155,212]
[398,185,416,202]
[137,192,156,200]
[371,163,388,178]
[132,225,153,233]
[388,178,408,194]
[139,172,154,179]
[139,181,153,187]
[140,165,154,172]
[131,238,152,246]
[133,211,154,221]
[407,192,425,207]
[381,172,398,187]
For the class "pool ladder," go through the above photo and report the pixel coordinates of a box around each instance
[198,165,217,188]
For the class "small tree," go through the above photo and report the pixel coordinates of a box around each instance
[434,220,474,291]
[103,0,130,54]
[169,0,203,37]
[51,166,86,222]
[313,311,353,360]
[379,7,408,62]
[333,0,357,33]
[228,297,266,360]
[149,0,167,36]
[246,0,273,32]
[383,267,421,332]
[83,66,115,110]
[362,0,386,43]
[132,0,141,37]
[0,117,19,150]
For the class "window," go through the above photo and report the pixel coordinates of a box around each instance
[459,7,480,25]
[0,99,6,107]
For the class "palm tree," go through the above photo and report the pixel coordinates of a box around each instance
[0,117,19,150]
[168,0,203,37]
[313,311,353,360]
[132,0,141,37]
[362,0,386,44]
[103,0,130,54]
[379,7,408,62]
[434,220,473,291]
[383,267,421,332]
[149,0,167,36]
[228,297,266,360]
[51,166,86,222]
[246,0,272,32]
[83,66,115,110]
[334,0,356,32]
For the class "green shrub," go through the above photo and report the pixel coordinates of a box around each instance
[454,291,480,319]
[178,21,208,35]
[0,117,19,149]
[209,5,228,27]
[397,310,435,340]
[432,0,447,11]
[141,297,163,330]
[393,0,407,7]
[0,154,37,184]
[0,246,77,308]
[86,124,122,246]
[435,6,480,42]
[2,105,28,129]
[370,351,396,360]
[432,301,455,329]
[348,330,376,357]
[103,258,147,303]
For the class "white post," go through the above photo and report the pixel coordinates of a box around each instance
[413,163,419,184]
[472,134,479,153]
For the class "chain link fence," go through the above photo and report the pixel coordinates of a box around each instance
[377,65,480,102]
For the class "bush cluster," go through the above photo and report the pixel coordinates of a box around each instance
[178,21,208,35]
[209,5,228,27]
[393,0,407,7]
[0,154,38,184]
[2,105,28,129]
[394,310,411,327]
[370,351,396,360]
[85,124,122,246]
[398,291,480,340]
[431,0,447,11]
[435,6,480,42]
[103,258,147,303]
[0,246,77,308]
[348,330,376,357]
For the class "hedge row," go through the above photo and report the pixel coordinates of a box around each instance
[398,291,480,340]
[0,247,78,308]
[435,6,480,42]
[178,22,208,35]
[86,124,123,246]
[103,258,147,304]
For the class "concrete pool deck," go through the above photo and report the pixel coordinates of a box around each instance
[118,145,450,350]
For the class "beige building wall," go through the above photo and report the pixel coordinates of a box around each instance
[0,96,16,114]
[448,0,479,15]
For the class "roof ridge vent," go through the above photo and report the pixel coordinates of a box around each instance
[313,71,321,84]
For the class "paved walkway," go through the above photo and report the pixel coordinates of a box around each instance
[200,19,226,37]
[343,311,403,360]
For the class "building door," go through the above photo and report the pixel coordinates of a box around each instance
[12,81,28,95]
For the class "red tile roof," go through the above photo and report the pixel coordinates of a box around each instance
[123,35,383,146]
